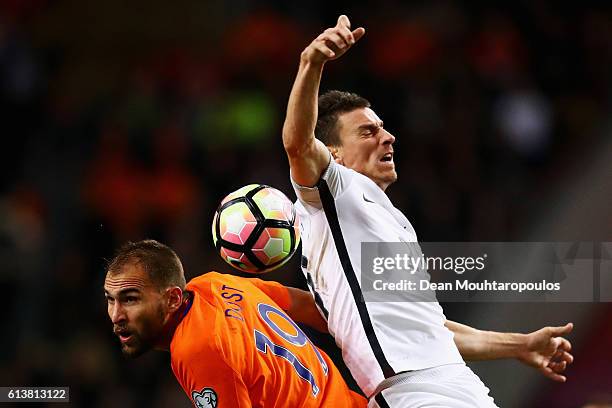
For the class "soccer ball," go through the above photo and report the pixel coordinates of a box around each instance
[212,184,300,273]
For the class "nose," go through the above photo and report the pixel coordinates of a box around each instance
[380,129,395,145]
[109,302,126,325]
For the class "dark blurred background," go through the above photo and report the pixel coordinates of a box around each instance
[1,0,611,407]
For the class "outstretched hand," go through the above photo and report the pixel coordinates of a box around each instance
[517,323,574,382]
[301,15,366,65]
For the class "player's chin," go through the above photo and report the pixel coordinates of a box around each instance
[121,345,146,359]
[379,168,397,183]
[120,339,149,359]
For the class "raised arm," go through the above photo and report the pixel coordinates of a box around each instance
[446,320,574,382]
[282,15,365,187]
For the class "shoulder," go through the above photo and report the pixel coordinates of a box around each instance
[187,272,252,295]
[186,271,224,289]
[171,292,243,377]
[171,291,219,360]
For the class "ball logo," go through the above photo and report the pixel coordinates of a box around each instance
[192,387,217,408]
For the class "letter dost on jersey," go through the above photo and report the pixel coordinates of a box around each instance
[221,284,245,321]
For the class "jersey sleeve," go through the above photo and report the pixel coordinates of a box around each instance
[174,343,251,408]
[248,278,291,311]
[290,152,353,209]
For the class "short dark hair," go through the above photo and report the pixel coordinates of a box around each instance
[316,90,370,146]
[107,240,186,290]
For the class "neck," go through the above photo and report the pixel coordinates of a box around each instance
[376,181,390,191]
[155,291,192,352]
[373,176,393,191]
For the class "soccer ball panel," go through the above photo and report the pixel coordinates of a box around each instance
[218,202,257,245]
[252,228,292,265]
[252,188,293,222]
[221,184,260,205]
[219,247,256,273]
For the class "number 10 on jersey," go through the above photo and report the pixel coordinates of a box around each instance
[254,303,328,397]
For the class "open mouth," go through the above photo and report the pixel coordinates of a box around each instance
[115,328,133,343]
[380,152,393,163]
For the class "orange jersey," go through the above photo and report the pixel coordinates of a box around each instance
[170,272,366,408]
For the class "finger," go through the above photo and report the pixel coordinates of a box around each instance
[322,30,350,49]
[550,348,565,362]
[559,351,574,364]
[551,348,564,360]
[352,27,366,42]
[548,323,574,337]
[337,25,355,45]
[337,15,351,29]
[558,337,572,352]
[549,349,573,368]
[547,335,570,352]
[312,42,335,58]
[541,366,567,382]
[549,360,567,373]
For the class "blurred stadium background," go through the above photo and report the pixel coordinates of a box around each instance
[1,0,611,406]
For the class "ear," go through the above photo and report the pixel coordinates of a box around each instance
[328,146,344,164]
[165,287,184,312]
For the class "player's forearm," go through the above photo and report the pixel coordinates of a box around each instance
[282,59,324,156]
[446,320,527,361]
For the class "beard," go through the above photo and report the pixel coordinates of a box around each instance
[120,333,151,359]
[118,304,166,359]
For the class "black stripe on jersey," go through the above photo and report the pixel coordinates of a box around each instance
[305,269,329,319]
[375,392,392,408]
[317,179,396,379]
[302,255,329,319]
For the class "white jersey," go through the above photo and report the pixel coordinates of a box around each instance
[291,158,463,397]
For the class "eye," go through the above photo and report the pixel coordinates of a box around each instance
[106,296,115,304]
[125,296,139,305]
[361,126,379,137]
